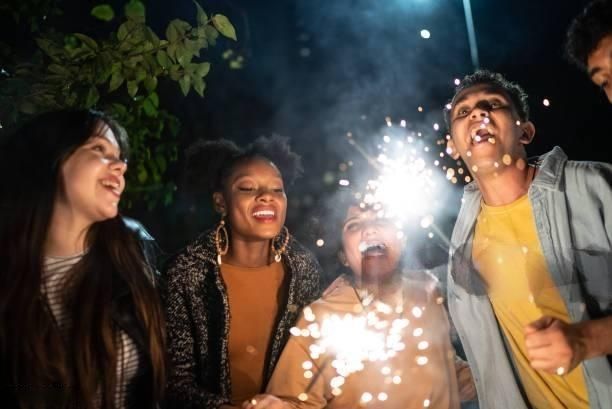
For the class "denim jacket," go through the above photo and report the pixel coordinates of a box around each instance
[447,146,612,409]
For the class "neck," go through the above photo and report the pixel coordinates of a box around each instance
[357,273,401,302]
[475,162,535,206]
[223,236,272,267]
[45,204,91,257]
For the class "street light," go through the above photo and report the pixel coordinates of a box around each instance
[462,0,480,69]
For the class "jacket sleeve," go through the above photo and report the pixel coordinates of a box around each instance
[163,254,228,409]
[266,315,329,409]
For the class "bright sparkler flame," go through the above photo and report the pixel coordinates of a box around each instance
[348,124,445,229]
[293,300,412,394]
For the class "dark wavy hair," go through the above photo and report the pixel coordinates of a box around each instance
[444,70,530,129]
[0,110,166,409]
[565,0,612,71]
[183,134,304,196]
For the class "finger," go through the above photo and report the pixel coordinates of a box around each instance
[524,331,553,349]
[525,316,554,334]
[529,359,560,374]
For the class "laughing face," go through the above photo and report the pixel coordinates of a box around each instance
[447,84,535,175]
[57,123,127,224]
[587,34,612,103]
[216,157,287,242]
[341,206,404,285]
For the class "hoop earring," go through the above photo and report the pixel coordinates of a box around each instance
[271,226,290,263]
[215,216,229,265]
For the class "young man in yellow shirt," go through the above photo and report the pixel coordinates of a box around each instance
[445,70,612,408]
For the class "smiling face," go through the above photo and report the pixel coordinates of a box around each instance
[341,206,404,285]
[57,123,127,224]
[215,157,288,242]
[587,34,612,103]
[447,84,535,175]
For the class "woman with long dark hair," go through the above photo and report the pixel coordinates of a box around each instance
[0,110,166,409]
[163,136,322,409]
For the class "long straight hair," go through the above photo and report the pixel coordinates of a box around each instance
[0,110,166,409]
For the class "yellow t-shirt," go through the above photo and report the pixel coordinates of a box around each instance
[221,261,285,406]
[472,194,589,409]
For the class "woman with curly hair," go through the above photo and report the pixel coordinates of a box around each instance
[163,136,323,409]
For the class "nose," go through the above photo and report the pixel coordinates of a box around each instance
[256,188,275,202]
[470,107,489,120]
[110,158,128,175]
[361,222,379,239]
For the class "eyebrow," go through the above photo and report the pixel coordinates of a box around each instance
[451,89,508,113]
[589,66,601,79]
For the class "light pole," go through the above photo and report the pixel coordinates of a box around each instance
[462,0,480,70]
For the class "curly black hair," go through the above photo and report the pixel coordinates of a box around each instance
[183,134,304,195]
[565,0,612,71]
[443,70,530,129]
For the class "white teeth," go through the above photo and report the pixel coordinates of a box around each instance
[253,210,275,217]
[101,180,119,188]
[359,242,386,253]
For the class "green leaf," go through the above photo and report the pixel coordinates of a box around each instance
[135,68,147,82]
[127,80,139,97]
[156,50,171,69]
[91,4,115,22]
[74,33,99,51]
[204,25,219,45]
[144,76,158,92]
[211,14,236,41]
[193,1,208,25]
[118,22,129,41]
[125,0,145,21]
[85,86,100,107]
[192,76,206,97]
[155,154,167,173]
[178,75,191,96]
[48,64,69,75]
[137,165,148,183]
[148,92,159,107]
[109,71,124,91]
[195,62,210,77]
[142,98,158,117]
[36,38,63,57]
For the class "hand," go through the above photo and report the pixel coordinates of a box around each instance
[524,316,587,375]
[242,394,288,409]
[455,359,477,401]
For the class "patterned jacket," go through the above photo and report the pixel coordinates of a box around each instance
[163,229,323,408]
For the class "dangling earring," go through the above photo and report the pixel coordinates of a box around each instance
[271,226,290,263]
[215,215,229,265]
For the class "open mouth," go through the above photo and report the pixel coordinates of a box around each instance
[359,242,387,257]
[470,126,496,145]
[252,208,276,221]
[100,178,122,197]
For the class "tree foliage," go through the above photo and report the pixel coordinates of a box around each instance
[0,0,237,209]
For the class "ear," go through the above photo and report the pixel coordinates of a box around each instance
[212,192,226,215]
[446,138,461,160]
[337,250,349,267]
[518,121,536,145]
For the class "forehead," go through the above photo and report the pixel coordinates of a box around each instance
[452,84,510,108]
[587,34,612,73]
[87,124,119,149]
[230,157,282,180]
[344,206,378,222]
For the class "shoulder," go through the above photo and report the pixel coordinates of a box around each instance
[286,236,323,276]
[164,230,216,285]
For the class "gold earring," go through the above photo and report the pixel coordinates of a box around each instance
[271,226,290,263]
[215,215,229,265]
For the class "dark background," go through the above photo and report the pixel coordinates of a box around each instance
[7,0,612,282]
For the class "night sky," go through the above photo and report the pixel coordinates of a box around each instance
[6,0,612,280]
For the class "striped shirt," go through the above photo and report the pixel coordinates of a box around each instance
[42,254,142,409]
